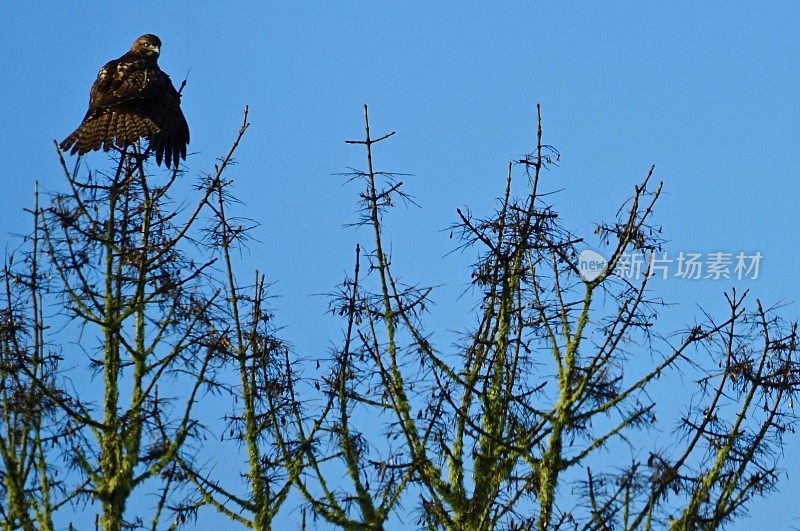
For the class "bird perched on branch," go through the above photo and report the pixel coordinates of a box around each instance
[60,34,190,168]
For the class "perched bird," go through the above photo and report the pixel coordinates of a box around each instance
[60,34,190,168]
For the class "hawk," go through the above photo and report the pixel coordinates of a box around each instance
[60,34,190,168]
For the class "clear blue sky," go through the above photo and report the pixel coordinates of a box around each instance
[1,2,798,529]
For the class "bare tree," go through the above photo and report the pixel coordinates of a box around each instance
[0,186,73,531]
[1,104,796,531]
[4,123,260,528]
[288,105,798,531]
[172,108,307,530]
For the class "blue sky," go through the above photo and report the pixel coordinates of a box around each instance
[1,2,799,529]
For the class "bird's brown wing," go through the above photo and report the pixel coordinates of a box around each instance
[87,58,150,112]
[60,56,161,155]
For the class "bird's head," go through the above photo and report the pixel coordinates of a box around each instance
[131,34,162,59]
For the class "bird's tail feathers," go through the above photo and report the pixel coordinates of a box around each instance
[150,114,189,169]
